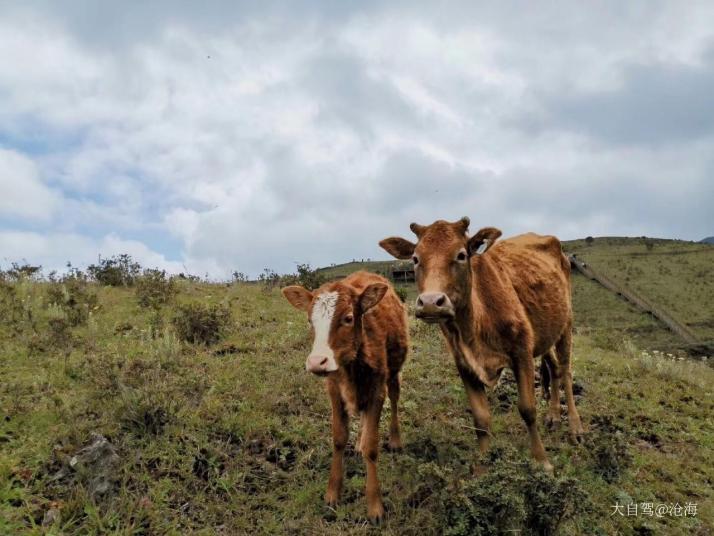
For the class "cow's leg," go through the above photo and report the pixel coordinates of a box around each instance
[361,393,386,521]
[543,348,562,429]
[355,413,365,454]
[325,384,349,506]
[556,327,585,443]
[386,372,402,451]
[540,355,551,401]
[513,352,553,472]
[457,365,492,455]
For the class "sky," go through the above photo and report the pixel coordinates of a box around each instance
[1,1,713,278]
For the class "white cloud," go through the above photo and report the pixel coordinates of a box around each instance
[0,149,61,221]
[0,2,712,277]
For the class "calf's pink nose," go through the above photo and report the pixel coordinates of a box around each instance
[306,354,330,373]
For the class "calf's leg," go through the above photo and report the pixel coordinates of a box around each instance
[386,372,403,451]
[325,384,349,505]
[361,394,386,521]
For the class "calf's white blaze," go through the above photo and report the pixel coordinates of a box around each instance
[308,291,339,372]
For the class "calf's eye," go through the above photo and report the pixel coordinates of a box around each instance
[412,256,419,265]
[343,314,354,324]
[456,251,467,261]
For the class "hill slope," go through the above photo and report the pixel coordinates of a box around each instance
[0,281,712,534]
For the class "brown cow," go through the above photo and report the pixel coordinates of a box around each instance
[282,271,409,521]
[380,217,584,472]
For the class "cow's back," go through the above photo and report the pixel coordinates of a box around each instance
[491,234,571,355]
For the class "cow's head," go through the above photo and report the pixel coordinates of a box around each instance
[281,282,388,374]
[379,217,501,322]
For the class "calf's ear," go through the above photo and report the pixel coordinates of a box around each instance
[282,286,313,311]
[379,237,416,259]
[359,283,388,313]
[468,227,502,256]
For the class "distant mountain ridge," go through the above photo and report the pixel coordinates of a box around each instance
[700,236,714,244]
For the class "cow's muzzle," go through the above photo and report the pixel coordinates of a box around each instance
[415,292,455,322]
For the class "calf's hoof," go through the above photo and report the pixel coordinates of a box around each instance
[541,460,554,474]
[367,502,385,524]
[324,489,340,506]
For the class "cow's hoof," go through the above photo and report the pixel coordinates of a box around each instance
[542,460,554,474]
[544,414,561,429]
[386,438,403,452]
[569,430,585,445]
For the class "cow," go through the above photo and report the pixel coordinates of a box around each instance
[379,217,584,472]
[281,271,409,521]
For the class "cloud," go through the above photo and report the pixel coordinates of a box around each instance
[0,2,713,277]
[0,148,61,221]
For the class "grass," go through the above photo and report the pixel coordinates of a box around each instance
[566,237,714,342]
[1,279,713,534]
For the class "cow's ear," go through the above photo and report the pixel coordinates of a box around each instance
[359,283,388,313]
[379,237,416,260]
[467,227,502,256]
[282,286,313,311]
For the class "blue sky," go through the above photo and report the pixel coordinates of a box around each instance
[1,1,713,277]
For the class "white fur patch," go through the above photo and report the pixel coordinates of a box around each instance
[308,291,339,372]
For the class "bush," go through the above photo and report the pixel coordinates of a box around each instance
[172,302,232,345]
[394,286,408,303]
[259,269,281,292]
[46,270,98,326]
[294,263,325,291]
[135,269,177,308]
[588,415,632,482]
[87,254,141,286]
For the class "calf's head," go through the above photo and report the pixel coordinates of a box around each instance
[281,282,388,375]
[379,217,501,322]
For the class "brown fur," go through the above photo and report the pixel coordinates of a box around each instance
[282,271,409,521]
[380,219,584,471]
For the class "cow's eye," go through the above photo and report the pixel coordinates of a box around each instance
[412,255,419,265]
[343,314,354,324]
[456,251,467,262]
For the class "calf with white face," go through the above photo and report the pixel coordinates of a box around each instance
[282,271,409,522]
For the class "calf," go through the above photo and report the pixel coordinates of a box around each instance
[282,271,409,521]
[380,218,584,472]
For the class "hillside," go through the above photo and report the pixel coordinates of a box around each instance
[566,237,714,343]
[1,280,712,534]
[314,237,714,353]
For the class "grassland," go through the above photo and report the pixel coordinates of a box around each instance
[1,276,713,535]
[565,237,714,343]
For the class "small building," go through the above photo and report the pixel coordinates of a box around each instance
[390,261,415,283]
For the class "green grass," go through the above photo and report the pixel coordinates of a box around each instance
[566,237,714,342]
[1,280,713,534]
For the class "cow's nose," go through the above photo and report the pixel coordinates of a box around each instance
[415,292,455,322]
[306,354,330,374]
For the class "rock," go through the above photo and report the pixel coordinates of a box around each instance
[42,507,61,527]
[68,433,120,500]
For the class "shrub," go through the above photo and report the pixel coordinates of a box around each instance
[232,271,248,283]
[46,270,98,326]
[3,262,42,281]
[394,286,408,303]
[172,302,232,345]
[135,269,177,308]
[259,268,281,292]
[587,415,632,482]
[87,254,141,286]
[294,263,325,291]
